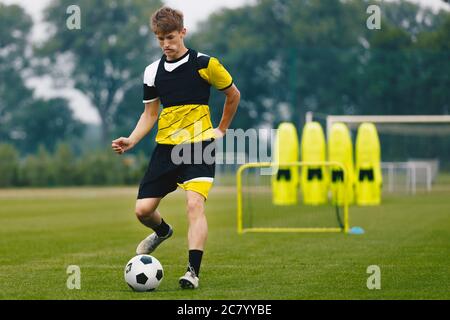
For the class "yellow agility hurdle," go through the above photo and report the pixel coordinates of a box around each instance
[236,161,350,234]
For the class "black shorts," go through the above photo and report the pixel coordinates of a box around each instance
[137,139,216,200]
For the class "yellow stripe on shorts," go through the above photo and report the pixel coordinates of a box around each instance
[177,178,214,200]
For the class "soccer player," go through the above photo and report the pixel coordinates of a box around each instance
[112,6,240,289]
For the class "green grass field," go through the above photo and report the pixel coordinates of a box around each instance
[0,181,449,300]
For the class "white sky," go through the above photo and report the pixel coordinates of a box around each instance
[1,0,448,124]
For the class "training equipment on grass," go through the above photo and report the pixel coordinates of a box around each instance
[355,123,382,205]
[325,114,450,195]
[271,122,299,205]
[348,226,365,235]
[328,122,354,205]
[301,122,328,205]
[124,254,163,292]
[237,161,350,234]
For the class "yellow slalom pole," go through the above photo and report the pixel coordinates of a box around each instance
[236,165,244,234]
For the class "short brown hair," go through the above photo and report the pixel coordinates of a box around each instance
[150,6,184,34]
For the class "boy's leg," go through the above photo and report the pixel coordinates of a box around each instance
[135,198,173,255]
[135,197,163,228]
[179,190,207,289]
[177,139,215,288]
[186,190,208,252]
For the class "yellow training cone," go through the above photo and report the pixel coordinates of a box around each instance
[301,122,328,205]
[272,122,299,205]
[328,122,354,205]
[355,122,382,205]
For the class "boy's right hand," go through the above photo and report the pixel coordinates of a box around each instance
[111,137,135,154]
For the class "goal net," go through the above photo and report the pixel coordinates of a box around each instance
[237,162,350,234]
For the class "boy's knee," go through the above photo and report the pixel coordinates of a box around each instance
[135,204,155,220]
[186,197,204,215]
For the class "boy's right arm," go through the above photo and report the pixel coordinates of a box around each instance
[112,99,160,154]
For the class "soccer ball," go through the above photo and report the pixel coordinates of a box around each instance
[124,254,164,292]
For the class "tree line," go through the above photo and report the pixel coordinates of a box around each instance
[0,0,449,186]
[0,143,148,187]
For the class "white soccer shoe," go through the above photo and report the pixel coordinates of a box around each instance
[136,227,173,255]
[179,270,199,289]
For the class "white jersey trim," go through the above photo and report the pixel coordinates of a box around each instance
[164,54,189,72]
[143,51,212,104]
[143,97,159,103]
[144,52,210,83]
[143,60,159,87]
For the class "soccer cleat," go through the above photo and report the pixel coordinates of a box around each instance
[136,227,173,255]
[179,270,199,289]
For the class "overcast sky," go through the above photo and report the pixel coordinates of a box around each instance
[1,0,449,123]
[1,0,258,41]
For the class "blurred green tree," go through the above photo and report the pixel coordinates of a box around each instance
[39,0,163,144]
[189,0,449,130]
[13,98,85,154]
[75,148,128,185]
[0,144,20,187]
[190,0,369,129]
[52,143,77,186]
[0,4,85,154]
[20,145,54,187]
[415,14,450,115]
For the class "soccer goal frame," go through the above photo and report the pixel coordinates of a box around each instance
[381,161,438,194]
[325,114,450,193]
[236,161,350,234]
[325,115,450,138]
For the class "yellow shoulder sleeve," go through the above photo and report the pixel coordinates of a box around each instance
[198,57,233,90]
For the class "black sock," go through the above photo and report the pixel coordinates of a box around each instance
[187,250,203,277]
[153,219,170,237]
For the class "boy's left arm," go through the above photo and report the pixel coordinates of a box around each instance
[214,83,240,138]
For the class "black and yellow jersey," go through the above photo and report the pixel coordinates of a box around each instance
[143,48,233,145]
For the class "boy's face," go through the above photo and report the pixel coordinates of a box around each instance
[156,28,186,60]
